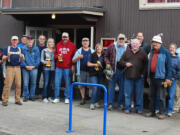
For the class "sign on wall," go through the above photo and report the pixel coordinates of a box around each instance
[101,38,115,49]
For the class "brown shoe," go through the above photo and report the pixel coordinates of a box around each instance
[158,114,166,119]
[2,102,8,106]
[15,101,23,105]
[145,112,155,117]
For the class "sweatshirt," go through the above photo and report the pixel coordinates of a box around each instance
[54,40,76,69]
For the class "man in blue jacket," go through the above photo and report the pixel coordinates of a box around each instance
[146,35,172,119]
[21,37,40,101]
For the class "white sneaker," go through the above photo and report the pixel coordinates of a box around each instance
[53,99,60,103]
[155,110,159,114]
[48,97,53,102]
[43,98,49,103]
[94,102,100,108]
[167,112,172,117]
[65,99,69,104]
[131,101,134,108]
[90,104,95,110]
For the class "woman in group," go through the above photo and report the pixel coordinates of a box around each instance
[21,37,40,101]
[41,38,55,103]
[87,43,105,110]
[167,43,180,116]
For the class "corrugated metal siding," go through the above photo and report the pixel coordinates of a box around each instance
[96,0,180,46]
[0,14,24,48]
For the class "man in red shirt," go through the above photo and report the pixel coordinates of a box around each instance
[53,32,76,104]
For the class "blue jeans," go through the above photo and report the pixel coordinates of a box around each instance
[36,66,43,95]
[0,69,3,99]
[167,80,177,113]
[43,70,54,99]
[108,69,124,106]
[22,68,38,99]
[90,76,104,104]
[124,77,144,112]
[54,68,71,99]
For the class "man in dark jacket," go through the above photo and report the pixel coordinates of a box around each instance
[136,32,151,54]
[104,33,127,110]
[146,35,172,119]
[119,39,148,114]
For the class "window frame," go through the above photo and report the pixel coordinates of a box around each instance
[101,37,116,49]
[0,0,2,8]
[139,0,180,10]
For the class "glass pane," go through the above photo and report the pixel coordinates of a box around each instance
[30,30,35,39]
[2,0,11,8]
[37,30,42,39]
[148,0,165,3]
[43,31,48,39]
[168,0,180,2]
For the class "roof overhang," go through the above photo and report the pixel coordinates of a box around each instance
[0,7,105,16]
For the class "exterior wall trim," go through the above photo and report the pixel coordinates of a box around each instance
[1,10,104,16]
[139,0,180,10]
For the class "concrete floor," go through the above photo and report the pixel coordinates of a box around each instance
[0,95,180,135]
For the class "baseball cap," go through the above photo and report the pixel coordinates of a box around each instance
[82,37,89,41]
[11,36,19,40]
[62,32,69,37]
[118,33,126,39]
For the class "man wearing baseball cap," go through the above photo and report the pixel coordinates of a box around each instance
[53,32,76,104]
[1,35,25,106]
[104,33,127,110]
[146,35,172,119]
[18,35,28,49]
[72,37,94,105]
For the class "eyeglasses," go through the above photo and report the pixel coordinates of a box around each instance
[119,38,125,40]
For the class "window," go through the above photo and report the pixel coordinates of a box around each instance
[26,27,53,45]
[148,0,180,3]
[2,0,11,8]
[139,0,180,10]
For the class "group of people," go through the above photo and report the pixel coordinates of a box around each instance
[0,31,180,120]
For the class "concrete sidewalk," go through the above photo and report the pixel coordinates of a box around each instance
[0,96,180,135]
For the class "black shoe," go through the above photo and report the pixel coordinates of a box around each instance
[15,101,23,105]
[23,98,28,102]
[80,99,85,105]
[29,98,35,101]
[2,102,8,106]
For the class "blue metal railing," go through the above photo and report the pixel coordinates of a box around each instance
[66,82,107,135]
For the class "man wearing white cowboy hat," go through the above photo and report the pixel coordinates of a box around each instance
[146,35,172,119]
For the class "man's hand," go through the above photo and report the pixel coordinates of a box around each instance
[94,63,99,67]
[147,77,150,85]
[0,60,3,64]
[26,66,34,71]
[2,55,8,62]
[106,64,111,69]
[26,66,31,71]
[20,54,25,61]
[71,65,75,74]
[46,61,51,64]
[78,54,83,59]
[7,53,11,58]
[125,62,133,67]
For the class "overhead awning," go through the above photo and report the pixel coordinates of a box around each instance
[0,7,105,16]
